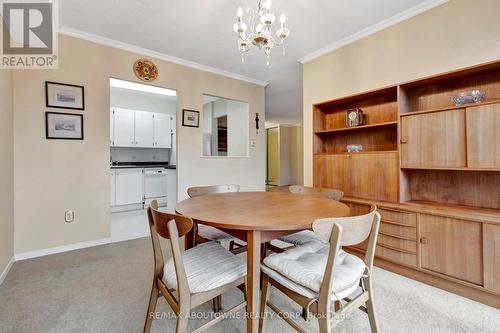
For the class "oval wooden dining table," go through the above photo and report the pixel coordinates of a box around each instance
[176,191,350,333]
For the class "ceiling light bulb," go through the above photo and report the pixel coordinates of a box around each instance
[237,7,243,18]
[280,14,286,24]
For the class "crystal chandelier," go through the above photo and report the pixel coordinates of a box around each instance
[232,0,290,66]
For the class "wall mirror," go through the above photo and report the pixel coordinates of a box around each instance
[202,94,249,157]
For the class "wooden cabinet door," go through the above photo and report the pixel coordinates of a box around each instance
[313,152,398,202]
[466,103,500,168]
[349,152,399,201]
[420,214,483,285]
[313,154,349,193]
[113,108,135,147]
[153,113,172,148]
[134,111,154,148]
[401,110,466,168]
[115,168,144,206]
[483,224,500,293]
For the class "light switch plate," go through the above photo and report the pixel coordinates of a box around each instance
[65,210,74,223]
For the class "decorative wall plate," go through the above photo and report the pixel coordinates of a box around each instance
[133,59,158,82]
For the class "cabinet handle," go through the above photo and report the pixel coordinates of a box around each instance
[131,141,134,144]
[401,137,408,144]
[420,237,428,244]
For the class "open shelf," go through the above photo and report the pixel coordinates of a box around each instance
[399,61,500,114]
[314,121,397,134]
[400,98,500,117]
[403,200,500,222]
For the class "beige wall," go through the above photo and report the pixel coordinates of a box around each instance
[13,34,265,254]
[303,0,500,185]
[0,69,14,273]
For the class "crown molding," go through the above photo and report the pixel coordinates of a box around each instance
[298,0,449,64]
[58,26,269,87]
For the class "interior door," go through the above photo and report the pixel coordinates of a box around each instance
[135,111,154,147]
[113,108,135,147]
[267,127,279,185]
[115,168,143,205]
[153,113,172,148]
[401,110,466,168]
[420,214,483,285]
[466,103,500,168]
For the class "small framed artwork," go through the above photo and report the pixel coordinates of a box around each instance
[182,109,200,127]
[45,112,84,140]
[45,81,85,110]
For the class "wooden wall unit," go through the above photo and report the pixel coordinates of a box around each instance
[313,60,500,308]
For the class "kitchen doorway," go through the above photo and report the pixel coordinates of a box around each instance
[108,78,177,242]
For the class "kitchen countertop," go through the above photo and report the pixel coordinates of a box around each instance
[110,163,176,170]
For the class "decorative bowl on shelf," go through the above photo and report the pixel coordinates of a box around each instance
[347,144,363,153]
[451,90,486,106]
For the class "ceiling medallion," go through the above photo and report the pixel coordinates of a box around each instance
[133,59,158,82]
[233,0,290,66]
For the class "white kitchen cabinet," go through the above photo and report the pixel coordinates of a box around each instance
[115,168,144,206]
[135,111,154,147]
[113,108,135,147]
[153,113,172,148]
[110,169,116,206]
[166,169,177,213]
[110,109,115,146]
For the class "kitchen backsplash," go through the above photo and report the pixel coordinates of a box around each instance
[111,147,170,163]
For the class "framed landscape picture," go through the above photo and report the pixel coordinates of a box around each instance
[45,112,84,140]
[45,81,85,110]
[182,109,200,127]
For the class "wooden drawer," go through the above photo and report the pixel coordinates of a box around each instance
[378,233,417,253]
[376,245,417,267]
[379,222,417,240]
[378,207,417,227]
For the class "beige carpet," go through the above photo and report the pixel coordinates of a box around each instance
[1,237,499,332]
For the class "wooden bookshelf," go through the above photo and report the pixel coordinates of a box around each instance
[312,59,500,308]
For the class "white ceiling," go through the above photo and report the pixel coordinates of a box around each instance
[61,0,445,124]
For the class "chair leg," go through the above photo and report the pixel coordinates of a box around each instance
[143,280,159,333]
[364,277,379,333]
[317,299,333,333]
[259,274,270,333]
[176,311,190,333]
[212,295,222,313]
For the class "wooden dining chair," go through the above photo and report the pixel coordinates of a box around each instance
[277,185,345,247]
[187,184,246,254]
[144,200,247,333]
[259,205,381,333]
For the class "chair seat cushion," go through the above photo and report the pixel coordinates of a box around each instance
[279,230,322,246]
[262,242,365,299]
[163,242,246,294]
[198,224,240,242]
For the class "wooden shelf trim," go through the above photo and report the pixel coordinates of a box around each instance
[341,197,500,225]
[314,150,398,156]
[379,230,418,241]
[381,220,417,229]
[400,98,500,117]
[401,166,500,172]
[314,121,398,134]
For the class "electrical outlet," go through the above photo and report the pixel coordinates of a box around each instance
[65,210,74,223]
[250,139,256,147]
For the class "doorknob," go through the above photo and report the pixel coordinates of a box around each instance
[420,237,428,244]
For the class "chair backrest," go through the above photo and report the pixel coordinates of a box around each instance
[312,205,378,246]
[289,185,343,201]
[147,200,194,299]
[187,184,240,198]
[313,205,381,301]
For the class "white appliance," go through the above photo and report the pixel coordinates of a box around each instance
[144,168,168,206]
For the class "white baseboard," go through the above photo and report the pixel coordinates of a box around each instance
[0,256,15,286]
[14,238,111,261]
